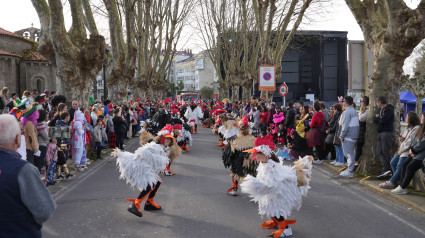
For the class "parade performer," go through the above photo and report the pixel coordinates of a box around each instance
[221,119,239,149]
[222,115,257,195]
[114,131,172,217]
[173,124,192,152]
[241,136,313,237]
[185,102,203,133]
[71,110,86,170]
[216,114,229,147]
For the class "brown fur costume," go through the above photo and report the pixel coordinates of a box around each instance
[139,130,155,146]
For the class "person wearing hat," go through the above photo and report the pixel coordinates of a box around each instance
[18,99,42,164]
[222,115,257,196]
[114,124,175,217]
[241,136,314,238]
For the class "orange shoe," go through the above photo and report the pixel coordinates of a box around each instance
[260,217,278,229]
[217,142,224,146]
[166,164,175,175]
[144,198,161,210]
[267,220,296,238]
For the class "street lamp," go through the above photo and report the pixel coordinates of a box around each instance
[103,48,109,100]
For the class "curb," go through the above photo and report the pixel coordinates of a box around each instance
[320,161,425,215]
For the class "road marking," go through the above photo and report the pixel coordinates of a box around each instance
[51,157,112,202]
[314,166,425,236]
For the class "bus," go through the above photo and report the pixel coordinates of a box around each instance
[177,93,199,104]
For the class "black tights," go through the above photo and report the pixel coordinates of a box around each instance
[400,157,423,189]
[96,146,103,158]
[137,181,161,199]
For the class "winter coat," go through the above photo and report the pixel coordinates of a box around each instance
[45,142,58,162]
[310,111,325,128]
[285,107,297,129]
[36,122,49,147]
[260,112,268,123]
[93,125,104,143]
[113,116,127,133]
[328,111,342,135]
[24,121,39,153]
[373,104,394,133]
[398,125,420,158]
[338,106,359,140]
[409,133,425,162]
[357,108,369,144]
[253,111,260,124]
[106,115,115,133]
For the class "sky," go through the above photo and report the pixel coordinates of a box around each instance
[0,0,422,73]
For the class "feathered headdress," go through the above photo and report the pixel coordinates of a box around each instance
[172,124,182,131]
[241,115,249,127]
[273,112,285,124]
[158,124,174,144]
[243,136,275,160]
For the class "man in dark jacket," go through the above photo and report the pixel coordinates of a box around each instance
[0,114,56,238]
[285,101,296,142]
[373,96,395,178]
[113,108,127,150]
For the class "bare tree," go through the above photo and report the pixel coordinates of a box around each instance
[402,44,425,114]
[253,0,313,101]
[345,1,425,175]
[103,0,137,102]
[133,0,194,99]
[31,0,106,107]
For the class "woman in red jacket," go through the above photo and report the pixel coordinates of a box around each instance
[260,106,269,124]
[309,101,327,164]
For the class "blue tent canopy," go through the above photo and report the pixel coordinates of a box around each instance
[400,91,425,104]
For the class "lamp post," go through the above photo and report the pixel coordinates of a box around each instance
[103,48,109,100]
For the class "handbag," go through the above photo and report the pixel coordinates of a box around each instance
[325,133,335,144]
[333,124,342,146]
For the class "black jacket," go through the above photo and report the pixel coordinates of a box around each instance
[113,116,127,133]
[373,104,394,133]
[328,111,342,135]
[285,107,296,129]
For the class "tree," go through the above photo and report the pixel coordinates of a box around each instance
[200,86,214,99]
[31,0,106,107]
[402,44,425,114]
[133,0,194,99]
[103,0,137,102]
[253,0,313,101]
[345,1,425,175]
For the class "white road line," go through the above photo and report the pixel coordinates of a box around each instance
[52,157,112,202]
[314,166,425,236]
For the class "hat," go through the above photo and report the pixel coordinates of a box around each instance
[243,136,275,160]
[34,95,45,103]
[241,115,249,127]
[44,90,50,95]
[40,93,46,97]
[17,98,41,117]
[173,124,182,131]
[158,124,174,144]
[273,112,285,124]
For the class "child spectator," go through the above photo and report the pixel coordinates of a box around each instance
[36,109,49,173]
[93,119,106,160]
[295,114,306,138]
[45,137,58,186]
[276,143,291,162]
[289,130,309,159]
[56,112,75,179]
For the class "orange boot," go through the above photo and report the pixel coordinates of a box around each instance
[227,179,238,195]
[217,141,225,146]
[182,145,189,152]
[126,196,148,217]
[144,197,161,210]
[166,164,175,175]
[268,220,296,238]
[195,125,198,133]
[260,217,279,229]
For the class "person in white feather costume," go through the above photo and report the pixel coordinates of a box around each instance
[241,136,313,238]
[114,126,175,218]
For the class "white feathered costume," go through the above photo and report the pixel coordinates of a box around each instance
[116,142,169,191]
[240,136,313,238]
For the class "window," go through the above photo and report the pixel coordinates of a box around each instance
[23,31,30,38]
[178,68,183,73]
[177,76,184,81]
[186,67,191,72]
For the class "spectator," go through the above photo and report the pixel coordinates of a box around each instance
[71,110,86,171]
[68,100,79,122]
[45,137,58,186]
[252,107,260,125]
[131,107,138,137]
[309,101,327,164]
[19,100,41,164]
[106,110,116,148]
[91,107,99,126]
[392,112,425,195]
[374,96,395,178]
[380,111,420,189]
[103,99,111,116]
[0,87,9,114]
[285,101,297,138]
[321,102,330,121]
[356,96,369,164]
[55,111,75,179]
[35,109,49,173]
[93,119,105,160]
[338,96,359,177]
[329,104,344,167]
[48,103,68,127]
[0,114,56,237]
[289,130,309,159]
[113,107,126,150]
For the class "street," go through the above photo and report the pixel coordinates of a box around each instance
[43,127,425,238]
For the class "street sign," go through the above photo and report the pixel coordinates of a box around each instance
[259,66,276,91]
[279,83,288,97]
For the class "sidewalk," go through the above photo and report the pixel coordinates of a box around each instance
[320,160,425,214]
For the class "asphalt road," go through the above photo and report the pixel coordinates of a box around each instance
[42,127,425,238]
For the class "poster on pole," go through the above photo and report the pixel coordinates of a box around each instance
[259,66,276,91]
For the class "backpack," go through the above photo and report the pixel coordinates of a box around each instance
[319,116,329,134]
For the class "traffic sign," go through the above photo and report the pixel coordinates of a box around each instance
[259,66,276,91]
[279,83,288,97]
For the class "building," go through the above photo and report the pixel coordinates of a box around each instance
[219,31,348,104]
[167,50,193,84]
[0,27,55,95]
[14,25,41,42]
[174,50,218,93]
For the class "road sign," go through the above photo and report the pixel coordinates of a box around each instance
[279,83,288,97]
[259,66,276,91]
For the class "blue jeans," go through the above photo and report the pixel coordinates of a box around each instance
[334,145,344,163]
[389,154,406,185]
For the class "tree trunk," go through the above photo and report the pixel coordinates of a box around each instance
[231,85,240,102]
[357,52,402,176]
[241,84,251,101]
[415,96,424,115]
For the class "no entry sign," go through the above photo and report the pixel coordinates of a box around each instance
[279,83,288,97]
[259,66,276,91]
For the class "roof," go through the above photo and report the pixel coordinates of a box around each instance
[0,27,33,43]
[20,50,48,62]
[0,49,20,58]
[177,56,195,63]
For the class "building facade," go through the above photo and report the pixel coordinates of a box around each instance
[0,27,55,95]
